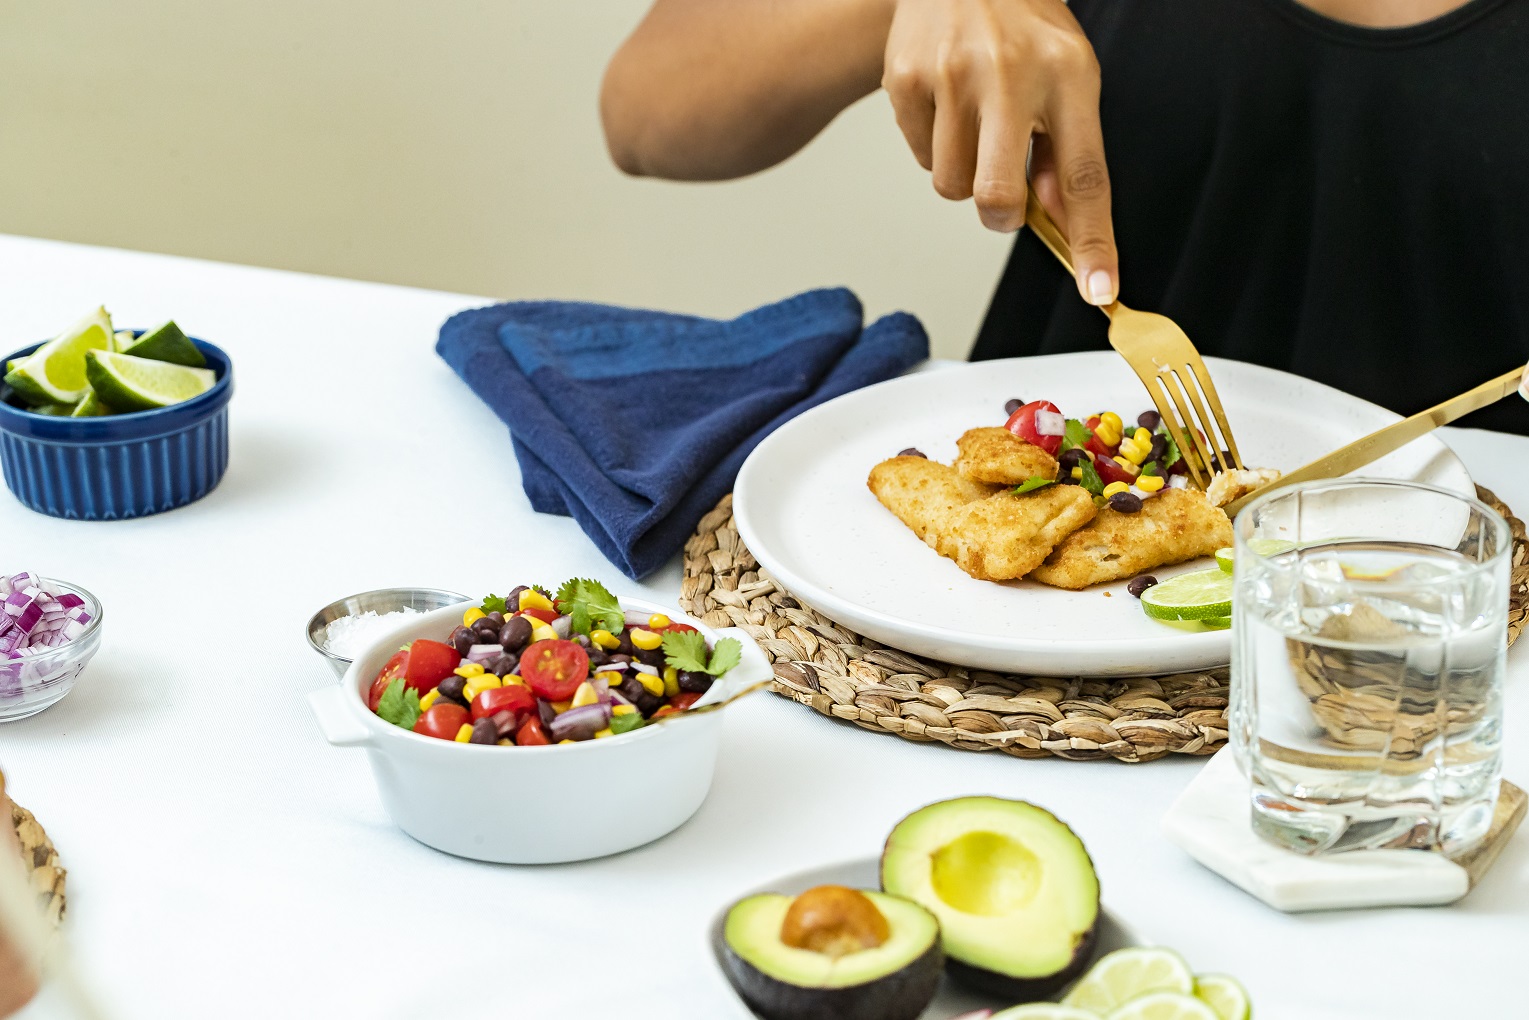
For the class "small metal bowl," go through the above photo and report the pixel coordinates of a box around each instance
[306,587,470,678]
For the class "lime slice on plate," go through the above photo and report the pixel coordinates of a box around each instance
[1106,991,1220,1020]
[993,1006,1107,1020]
[1063,947,1195,1014]
[3,306,114,405]
[84,350,214,412]
[120,320,205,367]
[70,391,111,417]
[1216,540,1296,574]
[1193,974,1251,1020]
[1139,569,1234,622]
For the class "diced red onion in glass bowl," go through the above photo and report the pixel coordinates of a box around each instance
[0,572,103,722]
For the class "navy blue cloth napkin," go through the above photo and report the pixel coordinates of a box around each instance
[436,288,928,579]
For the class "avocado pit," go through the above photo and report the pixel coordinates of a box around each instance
[780,885,891,958]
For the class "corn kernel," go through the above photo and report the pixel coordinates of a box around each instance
[454,662,485,678]
[502,674,525,687]
[629,627,662,651]
[1119,439,1150,465]
[1102,481,1130,498]
[462,607,485,627]
[454,724,474,742]
[647,613,671,630]
[1133,427,1152,444]
[570,682,600,708]
[590,628,621,650]
[463,675,502,702]
[419,688,441,711]
[1071,466,1084,480]
[595,670,623,685]
[1136,474,1166,492]
[635,671,664,697]
[519,588,554,613]
[1112,456,1140,475]
[551,699,572,713]
[1100,411,1123,433]
[557,739,576,745]
[496,738,512,746]
[594,728,614,739]
[612,703,637,716]
[529,621,559,644]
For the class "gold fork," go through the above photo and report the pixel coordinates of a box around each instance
[1023,192,1244,490]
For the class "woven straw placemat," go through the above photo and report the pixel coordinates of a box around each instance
[680,485,1529,764]
[11,800,66,931]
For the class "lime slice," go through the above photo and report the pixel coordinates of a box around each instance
[70,391,111,417]
[113,330,136,352]
[1216,540,1295,574]
[121,320,205,368]
[30,403,76,417]
[3,306,114,405]
[1215,548,1235,574]
[1106,992,1219,1020]
[1139,569,1234,622]
[1193,975,1251,1020]
[84,350,214,412]
[1063,947,1195,1014]
[993,1006,1106,1020]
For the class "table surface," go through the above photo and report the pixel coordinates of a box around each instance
[2,234,1525,1020]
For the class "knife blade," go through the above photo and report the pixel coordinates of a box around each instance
[1223,364,1527,517]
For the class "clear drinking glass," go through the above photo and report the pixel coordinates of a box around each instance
[1230,479,1510,855]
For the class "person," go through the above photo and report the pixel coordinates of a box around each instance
[0,775,37,1018]
[600,0,1529,435]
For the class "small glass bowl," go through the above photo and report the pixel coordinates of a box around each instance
[306,587,470,679]
[0,578,104,722]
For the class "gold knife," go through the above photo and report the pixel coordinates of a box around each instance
[1223,364,1528,517]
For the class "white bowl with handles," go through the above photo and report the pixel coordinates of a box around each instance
[308,595,772,864]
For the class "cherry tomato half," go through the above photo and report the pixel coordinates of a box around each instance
[413,703,470,741]
[403,639,461,694]
[369,649,409,710]
[519,607,558,625]
[1095,456,1140,487]
[515,715,550,746]
[659,622,698,634]
[471,684,537,723]
[1083,415,1117,459]
[1004,400,1064,456]
[652,691,704,719]
[519,639,590,701]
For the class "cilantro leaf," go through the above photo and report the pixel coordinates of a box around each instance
[608,710,645,735]
[554,577,624,636]
[1012,476,1055,495]
[1159,430,1181,469]
[480,594,508,615]
[1059,418,1094,454]
[375,679,422,730]
[662,631,742,676]
[1077,457,1105,497]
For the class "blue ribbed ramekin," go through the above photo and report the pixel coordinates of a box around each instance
[0,337,233,520]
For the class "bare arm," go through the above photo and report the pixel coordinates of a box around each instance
[602,0,1121,305]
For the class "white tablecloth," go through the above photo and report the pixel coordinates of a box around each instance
[2,236,1525,1020]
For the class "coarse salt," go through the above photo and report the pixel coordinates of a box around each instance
[324,609,422,659]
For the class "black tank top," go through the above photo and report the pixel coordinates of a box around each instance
[972,0,1529,435]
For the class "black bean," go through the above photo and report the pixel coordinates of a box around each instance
[1137,410,1161,432]
[635,647,666,668]
[490,709,520,739]
[1108,492,1143,514]
[634,690,662,718]
[469,718,498,744]
[616,633,636,656]
[1059,448,1088,470]
[504,585,528,613]
[449,626,474,657]
[678,671,714,694]
[485,611,505,627]
[472,617,501,640]
[499,616,532,651]
[486,652,518,677]
[1149,434,1169,463]
[1127,575,1159,599]
[898,447,927,459]
[586,646,609,668]
[437,675,467,701]
[537,699,557,728]
[1004,398,1023,416]
[618,676,646,702]
[606,653,632,665]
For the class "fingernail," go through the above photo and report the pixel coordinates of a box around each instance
[1085,270,1115,306]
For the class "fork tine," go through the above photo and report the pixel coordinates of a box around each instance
[1187,360,1245,471]
[1142,373,1210,491]
[1168,362,1229,475]
[1157,368,1217,490]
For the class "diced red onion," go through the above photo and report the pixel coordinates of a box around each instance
[596,660,629,672]
[624,610,650,628]
[1034,410,1066,436]
[551,615,572,639]
[630,662,658,676]
[549,703,610,742]
[1168,475,1189,489]
[16,603,43,634]
[608,690,634,708]
[465,643,502,663]
[55,593,83,610]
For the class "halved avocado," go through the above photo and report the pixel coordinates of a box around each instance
[880,797,1100,1002]
[716,886,944,1020]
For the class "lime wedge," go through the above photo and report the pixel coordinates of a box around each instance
[1139,569,1235,622]
[30,403,76,417]
[70,391,111,417]
[3,306,114,405]
[1106,992,1219,1020]
[121,320,205,368]
[1063,947,1195,1014]
[113,330,136,352]
[1216,540,1295,574]
[993,1006,1108,1020]
[84,350,214,412]
[1193,975,1251,1020]
[1215,548,1235,574]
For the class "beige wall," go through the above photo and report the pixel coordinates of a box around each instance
[0,2,1011,359]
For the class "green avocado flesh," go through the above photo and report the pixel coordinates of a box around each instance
[724,891,938,989]
[881,797,1100,994]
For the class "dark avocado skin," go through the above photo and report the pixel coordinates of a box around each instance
[943,920,1097,1001]
[712,924,944,1020]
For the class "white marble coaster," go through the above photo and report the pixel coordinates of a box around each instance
[1161,748,1470,912]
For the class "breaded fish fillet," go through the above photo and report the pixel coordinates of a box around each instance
[867,456,998,544]
[868,457,1097,580]
[953,427,1060,486]
[1027,487,1233,590]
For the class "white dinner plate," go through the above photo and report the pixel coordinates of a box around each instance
[734,354,1473,676]
[708,856,1142,1019]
